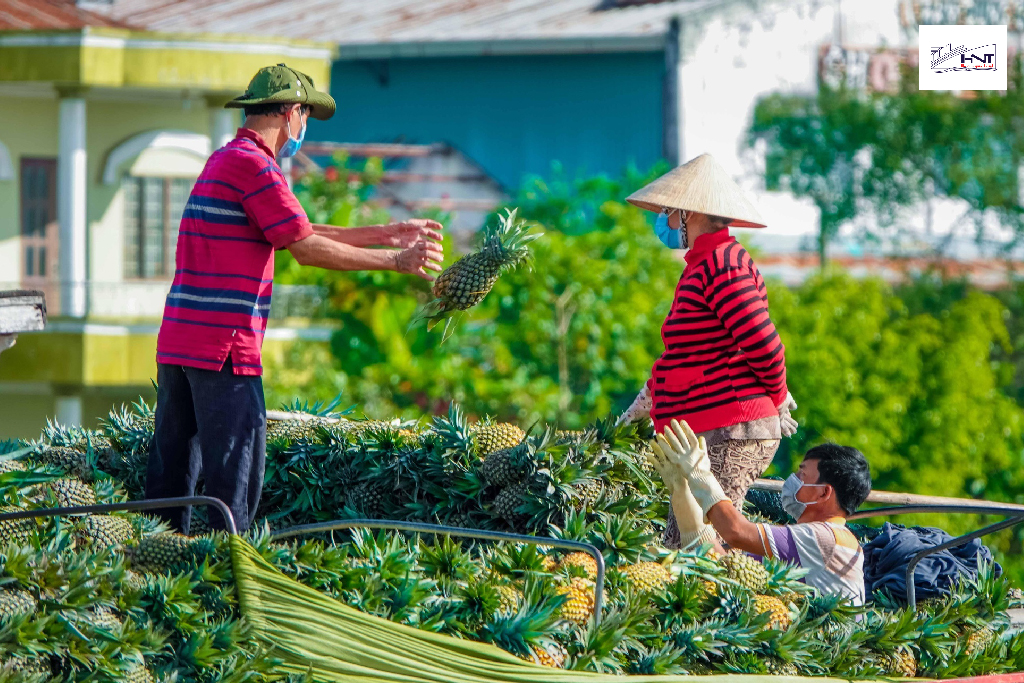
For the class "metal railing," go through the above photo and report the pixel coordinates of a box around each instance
[272,518,607,625]
[0,496,237,535]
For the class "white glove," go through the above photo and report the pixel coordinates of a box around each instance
[642,428,716,548]
[651,420,730,520]
[616,384,652,426]
[779,391,798,438]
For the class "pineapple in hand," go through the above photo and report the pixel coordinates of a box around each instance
[412,208,541,340]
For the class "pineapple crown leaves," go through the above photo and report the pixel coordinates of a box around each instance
[587,513,656,565]
[666,622,729,661]
[278,395,352,419]
[651,574,707,628]
[479,585,564,659]
[479,208,543,273]
[623,642,689,675]
[567,596,653,674]
[419,535,479,585]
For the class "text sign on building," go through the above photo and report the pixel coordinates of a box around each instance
[919,25,1007,90]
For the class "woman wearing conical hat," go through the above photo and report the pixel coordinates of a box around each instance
[618,154,798,549]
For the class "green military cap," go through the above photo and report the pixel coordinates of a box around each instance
[226,63,336,120]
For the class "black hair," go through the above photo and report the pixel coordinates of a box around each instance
[802,443,872,515]
[242,102,309,118]
[707,214,732,226]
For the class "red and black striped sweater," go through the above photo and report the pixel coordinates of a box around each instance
[646,229,788,434]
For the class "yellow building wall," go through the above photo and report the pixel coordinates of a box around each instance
[0,97,59,283]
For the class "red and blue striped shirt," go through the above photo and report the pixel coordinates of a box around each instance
[156,128,313,376]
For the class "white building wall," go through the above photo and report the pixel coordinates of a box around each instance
[677,0,905,250]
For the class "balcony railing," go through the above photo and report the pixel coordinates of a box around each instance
[0,282,330,321]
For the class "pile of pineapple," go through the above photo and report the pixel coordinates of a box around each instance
[1,399,1023,681]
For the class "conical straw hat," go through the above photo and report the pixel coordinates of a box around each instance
[626,154,767,228]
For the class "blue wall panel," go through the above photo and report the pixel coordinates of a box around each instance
[314,52,665,189]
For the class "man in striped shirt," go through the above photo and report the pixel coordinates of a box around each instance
[147,64,443,533]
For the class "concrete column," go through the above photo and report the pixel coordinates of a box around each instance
[663,17,684,167]
[210,106,238,151]
[57,91,88,318]
[55,395,83,428]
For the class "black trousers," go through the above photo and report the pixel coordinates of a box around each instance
[146,360,266,533]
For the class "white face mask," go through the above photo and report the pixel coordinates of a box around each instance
[780,473,828,520]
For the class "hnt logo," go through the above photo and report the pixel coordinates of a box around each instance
[930,42,998,73]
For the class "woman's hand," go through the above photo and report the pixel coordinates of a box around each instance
[616,385,652,426]
[779,391,799,437]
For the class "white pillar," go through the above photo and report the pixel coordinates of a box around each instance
[58,93,87,318]
[55,395,83,428]
[279,156,293,189]
[663,17,685,167]
[210,106,238,151]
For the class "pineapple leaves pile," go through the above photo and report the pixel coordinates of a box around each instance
[413,208,542,341]
[1,402,1023,680]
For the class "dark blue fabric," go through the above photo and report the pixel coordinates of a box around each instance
[862,522,1001,603]
[147,359,266,533]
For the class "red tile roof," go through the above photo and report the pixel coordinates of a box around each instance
[0,0,134,30]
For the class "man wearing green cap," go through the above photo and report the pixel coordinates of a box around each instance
[147,64,444,533]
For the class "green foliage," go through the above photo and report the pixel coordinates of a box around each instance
[747,57,1024,258]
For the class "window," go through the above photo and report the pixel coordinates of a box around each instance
[20,158,58,280]
[123,176,193,279]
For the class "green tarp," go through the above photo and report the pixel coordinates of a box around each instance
[229,536,870,683]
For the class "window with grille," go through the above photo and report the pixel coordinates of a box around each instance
[122,176,193,279]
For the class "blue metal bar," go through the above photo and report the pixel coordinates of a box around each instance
[272,518,606,625]
[0,496,237,535]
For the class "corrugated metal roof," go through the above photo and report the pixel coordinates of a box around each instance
[0,0,134,30]
[101,0,716,46]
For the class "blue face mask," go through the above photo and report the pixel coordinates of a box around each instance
[654,210,686,249]
[278,111,306,159]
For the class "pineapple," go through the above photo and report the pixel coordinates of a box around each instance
[481,443,531,486]
[39,477,96,507]
[492,482,529,524]
[81,606,123,632]
[415,209,541,338]
[125,664,157,683]
[1,656,50,677]
[699,578,718,597]
[0,458,24,475]
[557,577,596,626]
[622,562,672,593]
[82,515,136,548]
[128,532,207,573]
[529,642,567,668]
[764,658,799,676]
[558,551,598,580]
[0,589,36,619]
[964,625,996,657]
[349,481,388,517]
[876,647,918,677]
[0,507,34,547]
[754,594,791,630]
[554,430,586,445]
[34,445,94,481]
[495,585,522,614]
[719,550,769,593]
[475,423,526,458]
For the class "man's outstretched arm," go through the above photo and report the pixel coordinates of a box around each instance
[288,233,443,280]
[313,219,443,249]
[706,501,769,556]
